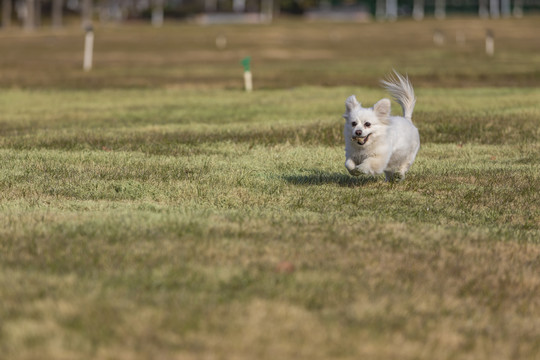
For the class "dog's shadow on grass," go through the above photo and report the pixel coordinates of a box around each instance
[282,170,378,187]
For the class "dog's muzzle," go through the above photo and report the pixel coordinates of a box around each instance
[352,133,371,146]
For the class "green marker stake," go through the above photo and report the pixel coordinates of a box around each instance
[241,57,251,71]
[241,56,252,92]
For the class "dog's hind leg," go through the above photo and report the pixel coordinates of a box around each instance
[398,145,420,180]
[397,160,414,181]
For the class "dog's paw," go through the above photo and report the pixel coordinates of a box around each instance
[384,172,406,182]
[345,158,356,171]
[345,159,361,176]
[356,163,373,175]
[348,168,362,176]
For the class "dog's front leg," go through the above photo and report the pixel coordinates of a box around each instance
[356,156,388,176]
[345,158,361,176]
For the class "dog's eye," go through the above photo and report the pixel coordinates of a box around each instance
[364,122,371,128]
[351,122,357,127]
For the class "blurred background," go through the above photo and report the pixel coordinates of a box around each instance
[0,0,539,89]
[2,0,540,26]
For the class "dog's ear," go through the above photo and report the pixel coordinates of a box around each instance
[345,95,360,112]
[373,98,391,121]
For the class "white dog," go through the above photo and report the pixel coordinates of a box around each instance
[343,71,420,181]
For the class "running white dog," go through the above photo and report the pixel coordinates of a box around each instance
[343,71,420,181]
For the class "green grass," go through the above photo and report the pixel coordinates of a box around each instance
[1,85,540,359]
[1,17,540,360]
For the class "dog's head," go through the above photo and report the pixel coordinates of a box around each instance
[343,95,391,147]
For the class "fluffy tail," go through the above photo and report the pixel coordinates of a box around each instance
[380,70,416,121]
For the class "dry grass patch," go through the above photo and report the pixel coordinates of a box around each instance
[1,17,539,89]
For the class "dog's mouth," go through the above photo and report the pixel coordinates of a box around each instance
[352,133,371,146]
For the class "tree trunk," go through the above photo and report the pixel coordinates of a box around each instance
[375,0,385,20]
[35,0,41,27]
[434,0,445,19]
[232,0,245,13]
[412,0,424,20]
[82,0,92,28]
[385,0,397,20]
[500,0,510,17]
[24,0,35,31]
[478,0,488,18]
[489,0,500,18]
[151,0,163,27]
[272,0,279,18]
[261,0,273,22]
[2,0,12,28]
[52,0,62,28]
[513,0,523,17]
[205,0,217,12]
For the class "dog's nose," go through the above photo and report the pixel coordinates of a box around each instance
[355,130,362,136]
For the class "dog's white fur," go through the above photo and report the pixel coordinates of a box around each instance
[343,71,420,181]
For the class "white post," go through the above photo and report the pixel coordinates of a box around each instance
[485,30,494,56]
[456,30,466,45]
[83,26,94,71]
[433,29,444,46]
[244,71,252,92]
[215,34,227,50]
[241,57,252,92]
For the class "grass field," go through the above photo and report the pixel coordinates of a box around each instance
[1,16,540,360]
[1,16,540,89]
